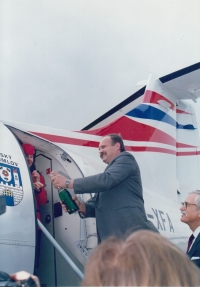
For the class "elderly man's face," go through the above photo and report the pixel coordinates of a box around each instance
[180,193,200,230]
[99,136,120,164]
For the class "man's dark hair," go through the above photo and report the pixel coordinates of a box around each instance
[108,134,126,152]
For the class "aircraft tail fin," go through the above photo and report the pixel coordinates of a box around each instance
[80,63,200,149]
[79,63,200,201]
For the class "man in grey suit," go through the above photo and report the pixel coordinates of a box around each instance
[50,134,158,243]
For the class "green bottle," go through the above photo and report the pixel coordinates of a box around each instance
[58,189,79,214]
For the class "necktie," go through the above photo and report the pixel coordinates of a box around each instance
[186,234,194,253]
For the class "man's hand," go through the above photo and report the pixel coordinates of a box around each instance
[61,195,86,215]
[31,170,43,191]
[32,170,40,183]
[10,271,41,287]
[33,181,44,191]
[49,171,67,189]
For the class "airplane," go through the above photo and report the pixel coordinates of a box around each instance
[0,62,200,286]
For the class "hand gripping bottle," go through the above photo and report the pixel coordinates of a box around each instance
[58,188,79,214]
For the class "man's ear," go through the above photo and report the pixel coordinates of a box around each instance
[115,142,121,151]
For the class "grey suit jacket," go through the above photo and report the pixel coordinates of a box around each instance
[74,151,158,242]
[188,233,200,268]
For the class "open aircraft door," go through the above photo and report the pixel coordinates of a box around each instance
[0,122,36,274]
[0,123,97,286]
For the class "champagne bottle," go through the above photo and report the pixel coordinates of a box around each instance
[58,188,79,214]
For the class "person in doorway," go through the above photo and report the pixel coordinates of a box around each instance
[180,190,200,268]
[50,134,158,243]
[22,143,47,269]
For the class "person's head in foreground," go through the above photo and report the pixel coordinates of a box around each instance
[82,230,200,286]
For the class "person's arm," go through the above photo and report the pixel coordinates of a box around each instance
[74,155,137,194]
[50,172,74,189]
[50,155,136,194]
[32,170,44,193]
[34,173,47,206]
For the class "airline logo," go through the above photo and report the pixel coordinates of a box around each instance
[0,163,23,206]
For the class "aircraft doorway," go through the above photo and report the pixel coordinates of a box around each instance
[34,149,85,286]
[5,126,98,286]
[34,154,56,287]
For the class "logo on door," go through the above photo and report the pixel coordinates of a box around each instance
[0,163,23,206]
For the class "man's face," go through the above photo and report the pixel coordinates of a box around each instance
[180,193,200,230]
[25,154,34,167]
[99,136,121,164]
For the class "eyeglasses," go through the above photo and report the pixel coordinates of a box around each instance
[181,202,197,209]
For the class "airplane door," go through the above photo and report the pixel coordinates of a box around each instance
[0,122,36,274]
[34,153,83,287]
[34,154,56,286]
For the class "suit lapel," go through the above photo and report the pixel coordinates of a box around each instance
[188,233,200,257]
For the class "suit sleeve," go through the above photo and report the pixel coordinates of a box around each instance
[74,155,138,194]
[85,195,97,217]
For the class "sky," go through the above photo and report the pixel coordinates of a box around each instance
[0,0,200,131]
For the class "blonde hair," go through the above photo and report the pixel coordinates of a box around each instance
[82,230,200,286]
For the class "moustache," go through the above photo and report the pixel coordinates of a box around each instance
[100,152,106,158]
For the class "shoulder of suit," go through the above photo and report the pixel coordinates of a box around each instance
[118,151,135,159]
[110,152,136,164]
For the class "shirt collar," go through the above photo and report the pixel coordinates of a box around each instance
[193,226,200,238]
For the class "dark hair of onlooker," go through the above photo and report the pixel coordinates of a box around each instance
[108,133,126,152]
